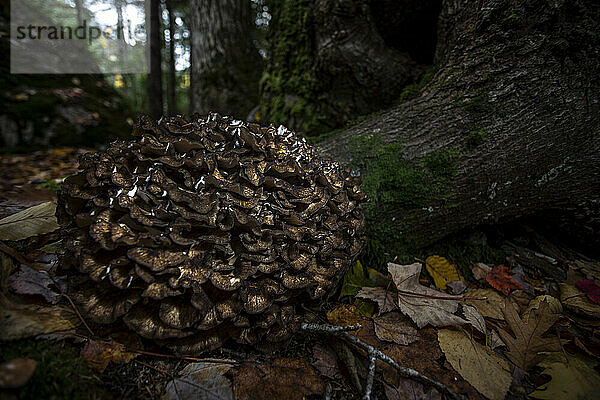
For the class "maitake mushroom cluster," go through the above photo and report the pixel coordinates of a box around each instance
[57,113,366,353]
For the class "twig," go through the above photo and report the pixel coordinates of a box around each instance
[301,323,467,400]
[47,274,95,337]
[397,289,486,301]
[363,350,376,400]
[0,241,32,267]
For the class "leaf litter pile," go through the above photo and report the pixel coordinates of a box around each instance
[1,150,600,399]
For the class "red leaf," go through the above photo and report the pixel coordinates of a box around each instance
[485,265,523,296]
[575,280,600,304]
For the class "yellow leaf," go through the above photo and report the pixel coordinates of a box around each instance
[425,256,463,290]
[0,300,79,340]
[438,329,512,400]
[531,355,600,400]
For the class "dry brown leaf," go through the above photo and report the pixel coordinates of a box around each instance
[81,339,138,373]
[470,263,492,281]
[462,305,486,334]
[0,202,59,241]
[438,329,512,400]
[232,358,324,400]
[8,265,64,304]
[373,312,418,345]
[463,288,505,320]
[162,361,235,400]
[311,344,342,380]
[326,304,375,344]
[388,262,467,329]
[497,299,561,370]
[560,283,600,319]
[0,300,79,340]
[0,359,37,389]
[530,355,600,400]
[384,379,441,400]
[356,286,398,315]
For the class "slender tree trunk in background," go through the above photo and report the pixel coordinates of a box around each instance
[114,0,127,72]
[189,0,262,118]
[316,0,600,264]
[147,0,164,118]
[166,0,177,115]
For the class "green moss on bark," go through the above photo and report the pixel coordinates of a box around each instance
[347,134,462,269]
[260,0,328,134]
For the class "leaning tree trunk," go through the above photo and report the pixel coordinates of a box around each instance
[317,0,600,266]
[189,0,262,119]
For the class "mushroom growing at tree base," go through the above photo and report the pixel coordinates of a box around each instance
[57,112,367,353]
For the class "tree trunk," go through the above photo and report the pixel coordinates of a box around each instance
[147,0,164,118]
[317,0,600,265]
[259,0,438,135]
[166,0,177,115]
[189,0,262,119]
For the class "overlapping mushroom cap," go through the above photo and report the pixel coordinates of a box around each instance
[57,112,366,353]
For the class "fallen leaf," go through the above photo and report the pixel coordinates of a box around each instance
[438,329,512,400]
[8,265,64,304]
[388,262,467,329]
[425,256,463,290]
[487,329,505,350]
[575,279,600,304]
[447,280,467,295]
[531,355,600,400]
[340,261,370,297]
[232,358,324,400]
[384,379,441,400]
[0,359,37,389]
[163,361,235,400]
[39,240,65,254]
[497,299,561,370]
[524,295,562,319]
[462,305,486,334]
[311,344,342,380]
[373,312,418,345]
[81,339,138,373]
[326,304,374,343]
[485,265,523,295]
[340,261,388,298]
[0,202,59,241]
[470,263,492,281]
[0,300,79,340]
[356,286,398,315]
[560,283,600,319]
[464,288,508,321]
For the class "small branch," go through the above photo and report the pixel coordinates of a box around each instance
[363,350,376,400]
[301,323,466,400]
[397,289,486,301]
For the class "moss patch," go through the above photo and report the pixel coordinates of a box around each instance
[260,0,329,135]
[0,339,112,400]
[466,128,488,148]
[395,66,437,104]
[347,134,462,269]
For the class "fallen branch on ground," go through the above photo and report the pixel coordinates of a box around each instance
[301,322,467,400]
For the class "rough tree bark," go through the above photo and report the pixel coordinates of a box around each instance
[260,0,439,135]
[317,0,600,262]
[189,0,262,119]
[147,0,164,118]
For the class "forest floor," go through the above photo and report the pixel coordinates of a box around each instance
[1,149,599,400]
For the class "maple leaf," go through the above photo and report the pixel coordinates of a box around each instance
[496,299,561,370]
[485,265,523,295]
[356,286,398,315]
